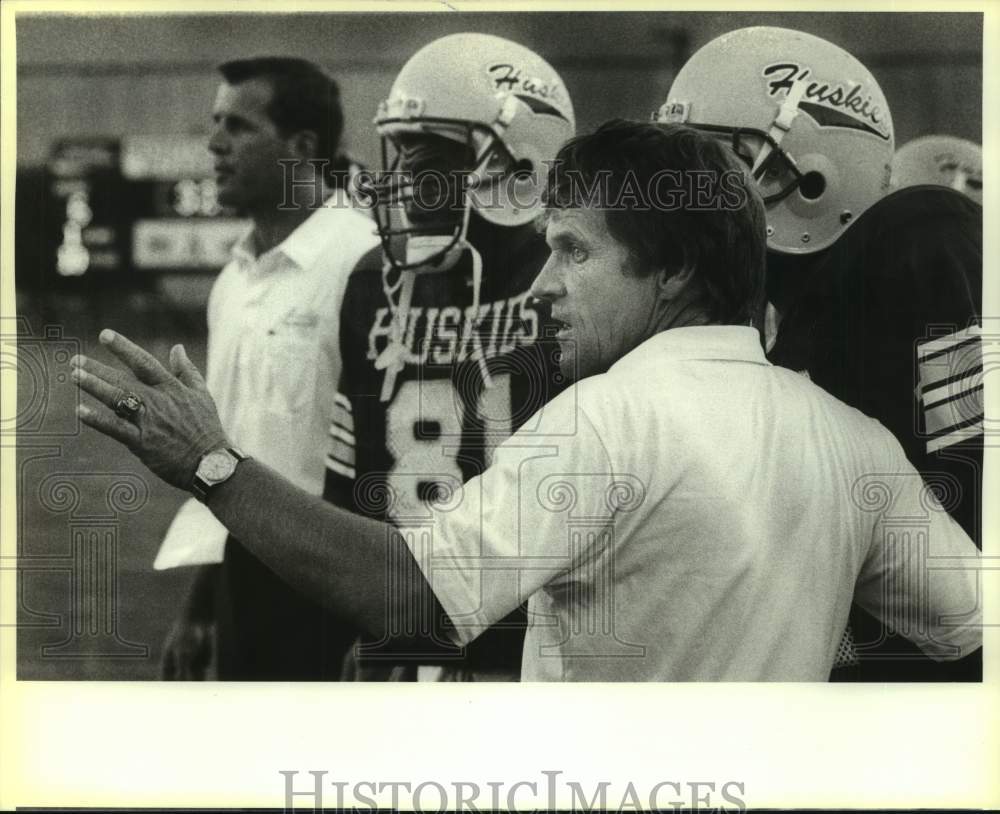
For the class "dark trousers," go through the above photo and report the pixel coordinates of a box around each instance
[214,536,357,681]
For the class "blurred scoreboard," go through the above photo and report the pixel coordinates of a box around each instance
[42,135,247,281]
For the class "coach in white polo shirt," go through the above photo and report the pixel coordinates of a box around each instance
[206,191,374,490]
[157,57,377,680]
[75,121,981,681]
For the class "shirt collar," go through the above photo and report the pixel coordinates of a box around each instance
[610,325,769,373]
[230,188,353,272]
[230,225,257,267]
[278,188,354,270]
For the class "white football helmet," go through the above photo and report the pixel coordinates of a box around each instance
[891,135,982,205]
[657,27,895,254]
[370,32,576,271]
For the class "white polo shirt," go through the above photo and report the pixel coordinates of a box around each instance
[156,193,378,569]
[206,192,378,492]
[400,326,982,681]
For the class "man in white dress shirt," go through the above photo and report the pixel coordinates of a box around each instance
[159,57,378,679]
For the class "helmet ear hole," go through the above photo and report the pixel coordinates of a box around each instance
[799,171,826,200]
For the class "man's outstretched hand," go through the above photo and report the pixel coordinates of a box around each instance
[71,330,231,491]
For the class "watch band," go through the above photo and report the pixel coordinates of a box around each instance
[191,446,248,503]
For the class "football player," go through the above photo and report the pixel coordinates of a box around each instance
[892,135,982,205]
[657,26,983,681]
[323,33,576,680]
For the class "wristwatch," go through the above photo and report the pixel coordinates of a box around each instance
[191,446,248,503]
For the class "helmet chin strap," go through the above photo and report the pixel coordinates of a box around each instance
[752,78,806,178]
[375,262,416,402]
[375,167,492,402]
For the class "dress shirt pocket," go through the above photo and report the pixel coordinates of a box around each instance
[264,313,321,416]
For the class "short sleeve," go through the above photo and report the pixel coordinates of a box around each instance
[853,437,982,661]
[397,394,616,646]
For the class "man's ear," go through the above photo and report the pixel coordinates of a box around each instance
[657,264,697,300]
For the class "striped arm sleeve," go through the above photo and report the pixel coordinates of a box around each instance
[326,391,356,481]
[916,324,983,454]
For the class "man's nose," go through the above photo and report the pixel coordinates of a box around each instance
[529,256,565,302]
[208,127,229,156]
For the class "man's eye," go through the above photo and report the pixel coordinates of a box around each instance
[570,246,588,263]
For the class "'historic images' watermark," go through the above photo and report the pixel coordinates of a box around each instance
[281,769,748,812]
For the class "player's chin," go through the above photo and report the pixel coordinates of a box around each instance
[215,183,242,210]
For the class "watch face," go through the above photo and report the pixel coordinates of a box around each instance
[198,449,237,484]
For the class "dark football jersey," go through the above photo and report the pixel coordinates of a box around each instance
[767,185,983,681]
[324,215,563,675]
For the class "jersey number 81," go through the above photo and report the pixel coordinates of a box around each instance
[385,374,512,519]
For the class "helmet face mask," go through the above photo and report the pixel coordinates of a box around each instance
[665,121,806,205]
[657,26,894,254]
[371,125,531,272]
[369,127,493,274]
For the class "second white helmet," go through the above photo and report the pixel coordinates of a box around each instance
[657,26,895,254]
[891,135,982,205]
